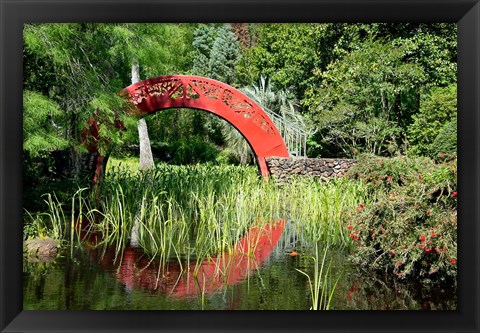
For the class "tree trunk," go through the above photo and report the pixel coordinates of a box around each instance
[130,61,154,248]
[132,61,155,171]
[138,119,154,170]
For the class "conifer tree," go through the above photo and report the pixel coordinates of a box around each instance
[208,24,240,84]
[192,24,217,77]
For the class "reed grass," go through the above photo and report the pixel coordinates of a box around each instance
[24,193,66,240]
[296,243,342,310]
[80,164,365,266]
[25,162,367,277]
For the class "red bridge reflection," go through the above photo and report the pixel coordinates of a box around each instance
[84,220,285,298]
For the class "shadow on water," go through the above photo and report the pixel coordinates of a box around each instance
[23,220,456,310]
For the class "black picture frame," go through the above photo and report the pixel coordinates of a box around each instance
[1,0,479,332]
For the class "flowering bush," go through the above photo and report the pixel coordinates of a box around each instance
[346,154,457,283]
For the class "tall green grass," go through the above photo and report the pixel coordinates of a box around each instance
[24,193,66,240]
[25,163,367,274]
[296,243,342,310]
[83,164,366,264]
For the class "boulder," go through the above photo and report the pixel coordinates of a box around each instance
[24,237,59,262]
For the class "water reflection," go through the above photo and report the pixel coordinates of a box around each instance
[23,219,456,310]
[85,220,286,299]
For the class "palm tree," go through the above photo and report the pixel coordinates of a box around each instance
[230,76,315,158]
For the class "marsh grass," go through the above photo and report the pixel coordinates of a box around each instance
[25,163,366,278]
[24,193,66,240]
[296,243,343,310]
[85,164,364,264]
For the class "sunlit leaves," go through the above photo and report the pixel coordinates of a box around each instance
[407,84,457,157]
[308,40,425,157]
[23,90,69,155]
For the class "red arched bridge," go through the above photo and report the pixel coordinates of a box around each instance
[83,75,289,182]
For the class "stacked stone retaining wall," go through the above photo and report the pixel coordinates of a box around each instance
[265,157,356,180]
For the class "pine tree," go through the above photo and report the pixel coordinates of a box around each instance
[208,24,240,84]
[192,24,217,77]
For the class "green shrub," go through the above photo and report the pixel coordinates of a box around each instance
[170,136,219,164]
[215,148,241,165]
[346,154,457,283]
[431,118,457,158]
[408,84,457,157]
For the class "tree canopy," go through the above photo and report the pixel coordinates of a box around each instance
[23,22,457,170]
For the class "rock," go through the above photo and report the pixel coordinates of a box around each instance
[24,237,59,263]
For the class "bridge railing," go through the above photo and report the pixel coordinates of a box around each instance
[262,107,315,158]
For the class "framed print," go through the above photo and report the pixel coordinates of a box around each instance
[1,0,479,332]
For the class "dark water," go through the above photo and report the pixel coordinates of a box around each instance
[23,221,456,310]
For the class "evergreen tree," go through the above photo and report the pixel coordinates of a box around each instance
[192,24,217,77]
[192,23,240,84]
[208,24,240,84]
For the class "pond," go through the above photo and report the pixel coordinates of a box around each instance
[23,220,456,310]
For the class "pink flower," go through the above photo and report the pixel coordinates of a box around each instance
[452,191,457,198]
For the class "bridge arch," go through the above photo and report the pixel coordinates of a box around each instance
[84,75,289,182]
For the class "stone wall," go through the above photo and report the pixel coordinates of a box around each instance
[265,157,356,180]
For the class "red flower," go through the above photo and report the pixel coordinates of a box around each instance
[431,231,436,237]
[347,225,353,230]
[424,247,432,253]
[452,191,457,198]
[356,203,365,213]
[349,233,358,241]
[450,259,456,265]
[419,235,426,242]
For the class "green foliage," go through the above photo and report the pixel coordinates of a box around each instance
[23,23,195,176]
[346,155,457,283]
[308,40,425,157]
[236,23,456,157]
[407,84,457,157]
[192,24,218,77]
[236,23,320,97]
[23,90,69,156]
[215,148,241,165]
[109,23,194,79]
[209,25,240,84]
[184,24,242,154]
[431,119,457,157]
[170,137,219,165]
[192,24,240,84]
[24,193,67,240]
